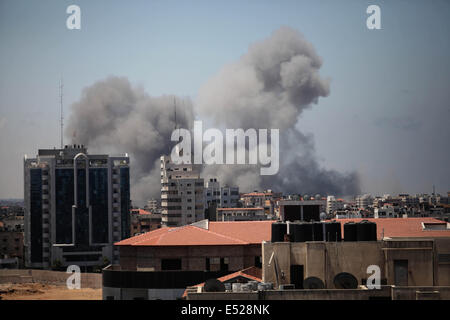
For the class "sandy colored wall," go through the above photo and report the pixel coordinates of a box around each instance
[0,269,102,288]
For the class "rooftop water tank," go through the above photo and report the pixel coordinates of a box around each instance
[271,222,287,242]
[344,222,357,241]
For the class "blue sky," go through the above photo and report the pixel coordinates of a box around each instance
[1,0,449,198]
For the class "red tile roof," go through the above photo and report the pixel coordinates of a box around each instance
[131,208,151,215]
[115,221,273,246]
[182,267,262,298]
[329,217,450,239]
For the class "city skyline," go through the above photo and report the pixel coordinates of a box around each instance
[1,0,449,202]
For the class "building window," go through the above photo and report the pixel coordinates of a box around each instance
[220,258,229,271]
[254,256,262,268]
[205,258,210,271]
[161,258,182,271]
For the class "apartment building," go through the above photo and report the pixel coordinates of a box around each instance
[160,155,204,227]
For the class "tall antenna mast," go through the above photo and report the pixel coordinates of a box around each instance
[59,78,64,149]
[174,96,177,130]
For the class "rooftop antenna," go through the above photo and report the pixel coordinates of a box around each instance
[59,77,64,149]
[173,96,183,157]
[174,96,177,130]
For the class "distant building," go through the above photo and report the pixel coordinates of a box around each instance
[145,199,160,211]
[374,206,399,218]
[160,155,204,227]
[241,190,280,216]
[356,194,373,209]
[0,230,24,268]
[204,178,240,210]
[23,145,130,270]
[217,207,269,221]
[130,209,161,236]
[326,196,344,214]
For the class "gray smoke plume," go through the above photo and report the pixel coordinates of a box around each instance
[66,27,360,204]
[196,26,360,196]
[65,76,195,204]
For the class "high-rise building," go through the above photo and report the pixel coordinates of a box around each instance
[160,155,204,227]
[23,145,130,270]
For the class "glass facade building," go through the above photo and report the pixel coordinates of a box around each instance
[24,145,130,270]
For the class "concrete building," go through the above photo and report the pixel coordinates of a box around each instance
[145,199,160,211]
[241,191,282,217]
[356,194,373,209]
[220,185,240,208]
[102,220,272,300]
[160,155,204,227]
[326,196,344,214]
[23,145,130,270]
[0,230,24,268]
[204,178,239,209]
[262,218,450,291]
[204,178,220,209]
[130,209,161,236]
[374,206,398,218]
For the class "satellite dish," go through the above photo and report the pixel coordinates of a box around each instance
[203,279,226,292]
[333,272,358,289]
[303,277,325,289]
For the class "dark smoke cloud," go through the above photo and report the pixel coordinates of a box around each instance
[197,27,360,196]
[66,27,360,203]
[65,76,194,203]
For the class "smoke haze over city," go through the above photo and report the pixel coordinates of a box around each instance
[0,1,449,202]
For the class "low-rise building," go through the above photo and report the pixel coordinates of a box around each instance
[0,230,24,268]
[130,209,161,236]
[263,218,450,290]
[102,220,272,300]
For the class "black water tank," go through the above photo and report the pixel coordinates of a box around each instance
[324,221,342,241]
[344,222,357,241]
[290,222,300,242]
[367,221,377,241]
[357,220,374,241]
[312,222,324,241]
[271,222,287,242]
[299,222,313,242]
[361,220,377,241]
[292,222,313,242]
